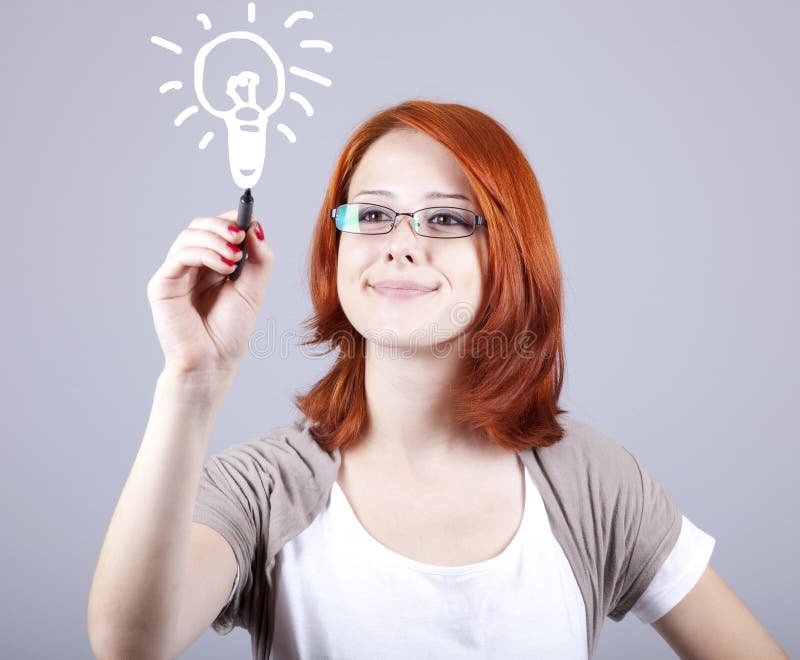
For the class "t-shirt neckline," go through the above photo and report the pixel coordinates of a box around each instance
[330,455,532,576]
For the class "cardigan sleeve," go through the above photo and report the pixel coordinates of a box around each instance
[606,447,684,621]
[191,440,271,635]
[189,417,341,637]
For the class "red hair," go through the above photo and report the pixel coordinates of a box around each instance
[293,99,568,453]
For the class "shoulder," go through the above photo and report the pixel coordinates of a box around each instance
[197,414,341,556]
[526,415,683,622]
[523,414,681,564]
[206,413,339,481]
[527,414,646,498]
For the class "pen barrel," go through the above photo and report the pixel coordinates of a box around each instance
[229,190,254,281]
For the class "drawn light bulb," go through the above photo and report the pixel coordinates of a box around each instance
[194,31,285,189]
[150,4,334,190]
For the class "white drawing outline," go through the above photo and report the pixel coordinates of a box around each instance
[150,36,182,54]
[284,11,314,28]
[196,14,212,30]
[300,40,333,53]
[159,80,183,93]
[289,66,332,87]
[277,124,297,143]
[198,131,215,149]
[289,92,314,116]
[174,106,199,126]
[194,31,285,188]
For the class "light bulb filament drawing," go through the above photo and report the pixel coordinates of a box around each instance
[150,2,333,189]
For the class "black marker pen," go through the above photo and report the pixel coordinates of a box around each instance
[229,188,253,281]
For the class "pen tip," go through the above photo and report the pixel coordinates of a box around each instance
[244,188,252,200]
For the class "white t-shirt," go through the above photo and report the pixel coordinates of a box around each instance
[223,457,715,659]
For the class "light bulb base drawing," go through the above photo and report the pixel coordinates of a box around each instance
[225,112,269,189]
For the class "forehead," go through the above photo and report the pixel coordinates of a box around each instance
[348,128,473,199]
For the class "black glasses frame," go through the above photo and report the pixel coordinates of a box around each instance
[330,203,487,239]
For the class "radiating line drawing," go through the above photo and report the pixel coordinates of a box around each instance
[284,10,314,28]
[174,106,199,126]
[196,13,212,30]
[289,92,314,117]
[159,80,183,93]
[289,66,332,87]
[277,124,297,143]
[300,40,333,53]
[198,131,215,149]
[149,3,334,189]
[150,36,182,54]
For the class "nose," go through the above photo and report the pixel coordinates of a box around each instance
[382,213,422,263]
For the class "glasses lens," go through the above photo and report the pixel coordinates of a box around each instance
[335,204,394,234]
[416,207,476,238]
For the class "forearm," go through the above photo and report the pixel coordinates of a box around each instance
[87,370,227,658]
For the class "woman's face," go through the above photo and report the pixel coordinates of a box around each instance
[336,128,488,351]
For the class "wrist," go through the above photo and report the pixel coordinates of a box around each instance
[156,366,234,407]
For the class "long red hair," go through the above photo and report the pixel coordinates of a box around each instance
[293,99,568,453]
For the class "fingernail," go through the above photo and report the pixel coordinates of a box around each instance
[226,241,242,253]
[227,224,242,236]
[255,221,264,241]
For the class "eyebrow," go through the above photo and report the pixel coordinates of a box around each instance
[353,189,472,203]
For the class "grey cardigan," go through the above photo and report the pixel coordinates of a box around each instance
[192,413,683,658]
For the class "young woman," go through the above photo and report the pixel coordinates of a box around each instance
[88,101,788,659]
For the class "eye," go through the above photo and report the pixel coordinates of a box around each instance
[359,207,392,223]
[429,212,468,226]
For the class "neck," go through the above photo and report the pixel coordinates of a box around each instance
[347,340,490,472]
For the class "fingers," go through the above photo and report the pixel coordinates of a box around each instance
[157,212,273,282]
[240,218,274,266]
[165,212,256,258]
[158,245,241,280]
[210,210,274,266]
[215,210,270,264]
[222,217,275,309]
[166,227,244,262]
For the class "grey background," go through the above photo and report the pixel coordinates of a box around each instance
[1,0,796,657]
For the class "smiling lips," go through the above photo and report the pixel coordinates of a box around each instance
[369,279,438,298]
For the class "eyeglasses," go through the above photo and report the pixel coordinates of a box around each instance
[330,203,487,239]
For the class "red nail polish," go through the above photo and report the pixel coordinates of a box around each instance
[255,221,264,241]
[221,256,235,266]
[227,241,242,253]
[227,224,241,236]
